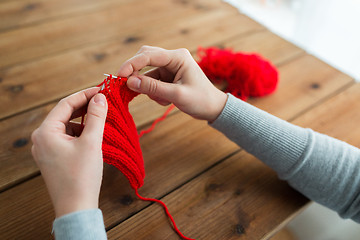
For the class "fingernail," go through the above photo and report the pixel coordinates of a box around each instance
[94,94,106,106]
[128,77,141,90]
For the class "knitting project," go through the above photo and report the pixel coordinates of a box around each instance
[97,76,144,189]
[97,75,193,240]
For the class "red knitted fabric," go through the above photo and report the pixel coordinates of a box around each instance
[98,76,145,189]
[197,46,278,101]
[97,75,193,240]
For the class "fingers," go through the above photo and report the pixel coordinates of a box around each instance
[144,67,176,84]
[80,93,108,145]
[117,48,170,77]
[117,45,192,77]
[127,74,180,104]
[149,96,172,106]
[45,87,100,125]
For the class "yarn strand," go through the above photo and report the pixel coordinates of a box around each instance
[135,189,194,240]
[138,104,176,138]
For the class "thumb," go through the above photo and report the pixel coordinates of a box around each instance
[81,93,108,144]
[127,75,178,103]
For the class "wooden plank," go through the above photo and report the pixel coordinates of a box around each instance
[0,0,228,32]
[0,7,261,119]
[247,54,354,120]
[221,30,304,66]
[0,112,240,239]
[0,103,53,191]
[0,0,132,32]
[107,151,309,240]
[0,0,176,68]
[0,177,55,239]
[0,0,236,69]
[293,83,360,147]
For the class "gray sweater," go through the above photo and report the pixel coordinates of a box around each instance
[53,93,360,239]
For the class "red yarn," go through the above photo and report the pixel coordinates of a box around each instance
[197,46,279,101]
[139,104,176,138]
[98,75,145,189]
[96,75,193,240]
[135,189,194,240]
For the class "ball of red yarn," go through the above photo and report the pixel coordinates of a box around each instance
[98,75,145,190]
[197,47,279,100]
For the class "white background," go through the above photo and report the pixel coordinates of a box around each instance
[224,0,360,81]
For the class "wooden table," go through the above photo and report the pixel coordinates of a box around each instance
[1,0,359,239]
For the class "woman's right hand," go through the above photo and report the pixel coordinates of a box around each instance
[117,45,227,122]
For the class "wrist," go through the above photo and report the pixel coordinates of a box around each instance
[54,194,99,218]
[207,90,227,123]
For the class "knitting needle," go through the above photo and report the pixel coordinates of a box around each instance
[101,73,120,90]
[104,73,120,79]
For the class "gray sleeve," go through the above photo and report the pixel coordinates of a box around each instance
[210,94,360,222]
[53,209,107,240]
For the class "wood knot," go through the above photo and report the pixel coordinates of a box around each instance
[205,183,222,193]
[93,53,107,62]
[311,83,320,89]
[23,3,40,11]
[216,44,225,49]
[234,189,242,196]
[13,138,29,148]
[120,195,133,206]
[235,224,245,235]
[123,36,141,44]
[180,29,189,35]
[8,85,24,93]
[194,4,210,10]
[175,0,189,5]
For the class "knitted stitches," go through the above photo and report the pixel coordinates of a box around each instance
[97,75,193,240]
[98,76,145,189]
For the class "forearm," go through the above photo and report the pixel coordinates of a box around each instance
[211,94,360,222]
[53,209,107,240]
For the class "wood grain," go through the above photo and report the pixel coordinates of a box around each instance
[107,151,309,240]
[0,0,186,68]
[293,83,360,147]
[0,0,133,32]
[247,54,353,120]
[0,7,261,119]
[0,103,54,191]
[0,0,237,69]
[221,30,304,66]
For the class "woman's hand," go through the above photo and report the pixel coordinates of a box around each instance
[31,88,108,218]
[117,45,227,122]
